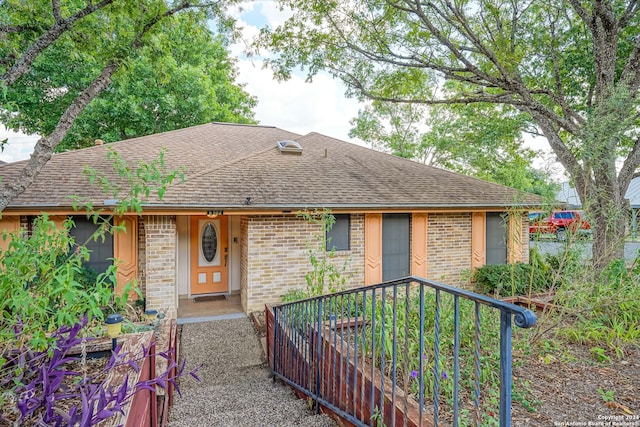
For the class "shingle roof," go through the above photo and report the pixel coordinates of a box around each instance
[0,122,542,210]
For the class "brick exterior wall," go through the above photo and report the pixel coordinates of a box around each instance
[521,216,530,264]
[144,215,176,310]
[138,218,146,295]
[427,213,472,285]
[241,214,365,313]
[240,216,249,311]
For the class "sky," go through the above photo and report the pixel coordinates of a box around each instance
[0,1,561,179]
[228,2,363,139]
[0,1,363,164]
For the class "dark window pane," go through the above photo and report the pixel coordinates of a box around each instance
[202,223,218,262]
[486,213,507,265]
[327,214,350,251]
[70,217,114,276]
[382,213,410,281]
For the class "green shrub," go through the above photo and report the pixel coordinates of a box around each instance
[554,259,640,355]
[0,215,120,354]
[473,262,551,297]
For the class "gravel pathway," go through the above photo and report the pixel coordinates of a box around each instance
[168,317,337,427]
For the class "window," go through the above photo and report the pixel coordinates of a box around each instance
[382,213,410,281]
[69,216,114,275]
[486,212,507,265]
[326,214,350,251]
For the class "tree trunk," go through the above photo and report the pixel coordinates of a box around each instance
[585,190,628,271]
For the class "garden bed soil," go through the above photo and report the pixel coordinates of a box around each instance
[511,343,640,426]
[253,311,640,425]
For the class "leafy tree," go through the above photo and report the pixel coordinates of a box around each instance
[0,0,241,211]
[260,0,640,269]
[350,99,558,198]
[5,10,255,151]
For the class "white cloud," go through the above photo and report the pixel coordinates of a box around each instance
[230,1,364,144]
[236,57,362,142]
[255,1,292,27]
[0,126,38,163]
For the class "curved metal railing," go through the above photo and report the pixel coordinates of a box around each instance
[270,276,537,427]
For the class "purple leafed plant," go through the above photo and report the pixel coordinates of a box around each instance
[0,316,199,426]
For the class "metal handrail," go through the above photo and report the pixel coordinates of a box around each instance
[271,276,537,427]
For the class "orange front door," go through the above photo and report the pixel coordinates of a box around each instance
[190,216,228,295]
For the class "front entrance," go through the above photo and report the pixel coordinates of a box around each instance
[190,216,229,295]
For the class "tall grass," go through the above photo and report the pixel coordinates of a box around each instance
[355,286,514,425]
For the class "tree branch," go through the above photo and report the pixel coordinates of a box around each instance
[618,136,640,190]
[0,25,42,33]
[0,0,229,211]
[0,62,120,211]
[0,0,116,86]
[529,108,584,193]
[52,0,63,24]
[619,0,640,27]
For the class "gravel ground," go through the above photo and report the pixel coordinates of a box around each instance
[168,317,337,427]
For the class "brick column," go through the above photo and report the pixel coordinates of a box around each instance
[144,215,177,310]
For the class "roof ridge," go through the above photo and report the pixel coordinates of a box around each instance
[179,144,277,182]
[210,122,275,128]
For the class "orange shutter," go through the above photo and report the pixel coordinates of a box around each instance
[113,216,138,297]
[364,213,383,285]
[471,212,486,271]
[508,212,523,263]
[411,213,428,278]
[49,215,67,230]
[0,216,20,252]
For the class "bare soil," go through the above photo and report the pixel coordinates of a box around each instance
[512,343,640,426]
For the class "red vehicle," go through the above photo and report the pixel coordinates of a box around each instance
[529,210,591,241]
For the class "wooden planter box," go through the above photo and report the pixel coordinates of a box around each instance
[103,331,157,427]
[98,318,178,427]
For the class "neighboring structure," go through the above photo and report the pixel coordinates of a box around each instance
[0,123,541,314]
[556,179,640,237]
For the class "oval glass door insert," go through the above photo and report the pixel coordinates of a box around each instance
[201,223,218,263]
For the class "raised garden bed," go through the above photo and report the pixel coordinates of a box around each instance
[0,317,180,427]
[501,292,557,311]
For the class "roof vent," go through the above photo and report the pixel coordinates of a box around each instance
[277,140,303,154]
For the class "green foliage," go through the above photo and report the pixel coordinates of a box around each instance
[281,209,350,302]
[71,147,184,216]
[553,260,640,356]
[513,380,542,413]
[358,288,532,425]
[2,6,254,149]
[0,148,179,361]
[597,388,616,403]
[350,101,558,197]
[0,215,120,354]
[259,0,640,269]
[58,11,256,150]
[281,289,308,304]
[473,262,551,297]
